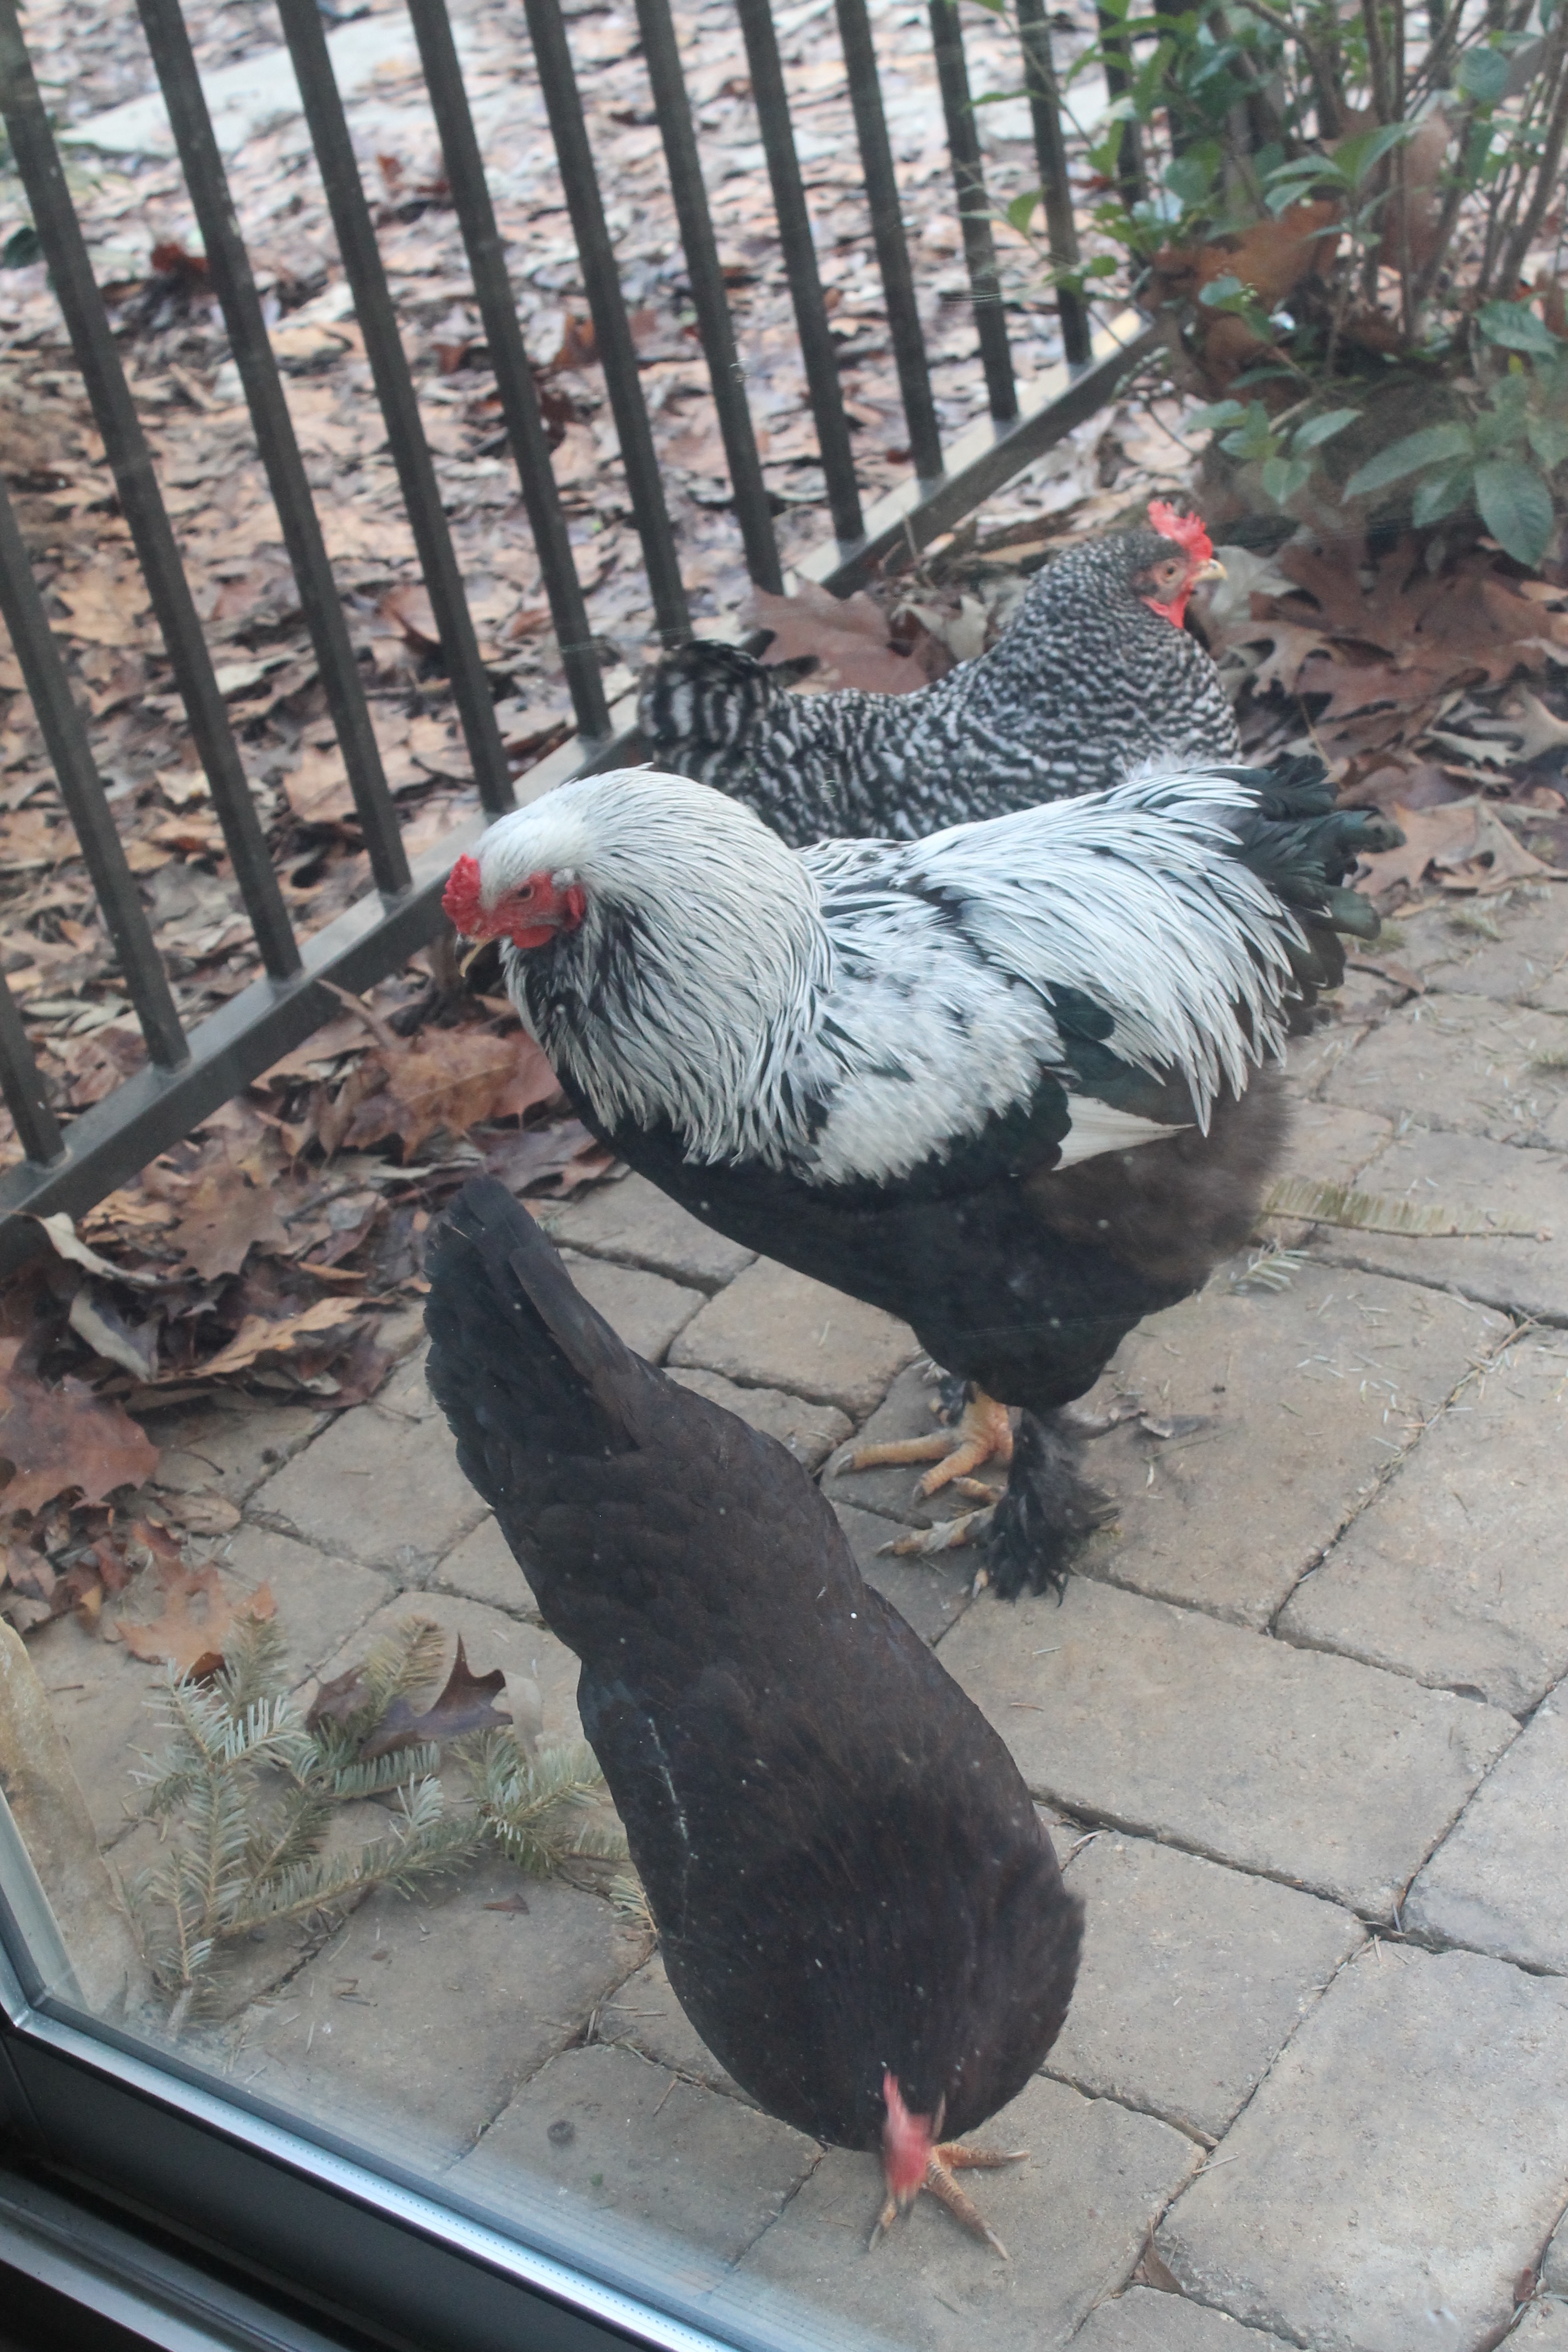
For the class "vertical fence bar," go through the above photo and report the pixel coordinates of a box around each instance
[927,0,1016,421]
[0,0,302,981]
[1016,0,1092,368]
[0,970,66,1169]
[0,477,188,1071]
[1096,2,1147,206]
[519,0,692,648]
[633,0,783,592]
[134,0,411,897]
[403,0,612,737]
[833,0,944,482]
[271,0,513,812]
[733,0,865,546]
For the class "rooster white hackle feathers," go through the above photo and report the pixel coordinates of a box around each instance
[474,767,1302,1188]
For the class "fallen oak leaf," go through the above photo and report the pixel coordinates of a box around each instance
[1435,803,1568,894]
[68,1286,162,1382]
[119,1566,274,1679]
[166,1163,290,1280]
[32,1211,162,1289]
[194,1296,363,1379]
[360,1635,511,1758]
[0,1339,159,1514]
[1357,801,1482,897]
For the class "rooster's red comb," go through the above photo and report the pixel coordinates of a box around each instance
[1147,500,1213,565]
[443,852,486,938]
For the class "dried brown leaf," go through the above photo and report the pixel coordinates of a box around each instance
[167,1164,290,1280]
[119,1564,273,1679]
[0,1340,159,1516]
[195,1297,363,1379]
[360,1635,511,1758]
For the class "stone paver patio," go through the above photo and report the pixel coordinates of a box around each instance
[17,879,1568,2351]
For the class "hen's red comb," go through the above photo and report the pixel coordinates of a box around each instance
[1148,499,1213,564]
[443,852,486,939]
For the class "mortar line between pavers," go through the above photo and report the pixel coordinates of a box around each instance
[530,1229,734,1299]
[722,2137,827,2273]
[1018,1785,1441,1926]
[1303,1245,1568,1329]
[1263,1309,1532,1645]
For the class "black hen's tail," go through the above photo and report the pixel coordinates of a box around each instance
[424,1178,655,1518]
[637,638,816,764]
[1221,754,1402,1014]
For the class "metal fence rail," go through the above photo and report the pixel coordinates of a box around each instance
[0,0,1152,1264]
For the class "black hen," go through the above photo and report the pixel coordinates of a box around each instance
[637,503,1240,846]
[425,1179,1082,2252]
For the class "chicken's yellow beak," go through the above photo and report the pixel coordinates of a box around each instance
[1193,556,1226,585]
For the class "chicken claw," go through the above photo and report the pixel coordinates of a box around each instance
[870,2141,1028,2262]
[846,1389,1014,1496]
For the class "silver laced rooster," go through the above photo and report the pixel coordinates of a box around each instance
[444,761,1399,1597]
[636,503,1240,846]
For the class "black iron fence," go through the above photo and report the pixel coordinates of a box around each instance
[0,0,1155,1260]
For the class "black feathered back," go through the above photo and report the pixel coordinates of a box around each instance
[425,1178,1082,2150]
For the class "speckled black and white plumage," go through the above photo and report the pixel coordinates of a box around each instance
[452,761,1401,1598]
[636,520,1243,847]
[424,1179,1082,2158]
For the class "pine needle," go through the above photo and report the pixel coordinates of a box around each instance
[125,1610,623,2019]
[1231,1241,1309,1292]
[1260,1177,1544,1238]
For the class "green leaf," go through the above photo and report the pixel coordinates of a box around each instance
[1006,189,1043,234]
[2,223,40,269]
[1086,253,1119,278]
[1473,458,1556,565]
[1343,421,1474,498]
[1198,271,1245,307]
[1476,300,1563,357]
[1186,399,1247,431]
[1411,465,1473,527]
[1292,406,1360,452]
[1163,153,1213,208]
[1457,43,1511,101]
[1261,455,1313,507]
[1527,413,1568,472]
[1333,122,1413,188]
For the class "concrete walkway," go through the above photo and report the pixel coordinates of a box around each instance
[27,880,1568,2352]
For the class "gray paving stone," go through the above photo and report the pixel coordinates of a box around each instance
[136,1398,325,1504]
[729,2075,1199,2352]
[1076,1267,1502,1627]
[1155,1943,1568,2352]
[1255,1099,1395,1248]
[311,1592,585,1749]
[938,1578,1515,1918]
[1280,1331,1568,1713]
[1404,891,1568,1006]
[669,1259,918,1419]
[1404,1702,1568,1972]
[1072,2286,1293,2349]
[431,1515,541,1619]
[1047,1834,1364,2139]
[1544,2209,1568,2295]
[1283,1008,1371,1098]
[453,2043,813,2276]
[665,1365,851,1471]
[29,1611,177,1848]
[374,1339,440,1422]
[231,1867,640,2170]
[1513,2305,1568,2351]
[833,1500,973,1646]
[219,1526,392,1684]
[1320,995,1568,1144]
[249,1403,486,1579]
[543,1170,756,1288]
[597,1952,752,2103]
[1310,1129,1568,1322]
[557,1249,704,1363]
[552,1254,703,1365]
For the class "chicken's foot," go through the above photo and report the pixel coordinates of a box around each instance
[870,2141,1027,2262]
[846,1390,1014,1495]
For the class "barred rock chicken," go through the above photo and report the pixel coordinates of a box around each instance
[636,503,1240,846]
[443,762,1397,1597]
[426,1178,1082,2254]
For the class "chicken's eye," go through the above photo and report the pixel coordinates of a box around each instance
[515,881,535,902]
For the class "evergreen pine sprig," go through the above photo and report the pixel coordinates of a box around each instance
[124,1611,633,2021]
